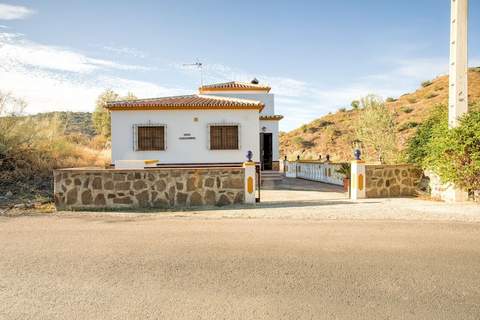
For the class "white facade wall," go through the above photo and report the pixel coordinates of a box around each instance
[110,109,260,164]
[204,92,279,162]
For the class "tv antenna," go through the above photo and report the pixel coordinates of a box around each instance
[183,60,204,87]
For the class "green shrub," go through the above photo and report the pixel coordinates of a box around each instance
[300,124,308,133]
[351,100,360,110]
[316,120,334,128]
[339,107,347,113]
[354,95,398,163]
[426,93,439,99]
[293,136,315,148]
[400,106,414,114]
[406,105,446,165]
[398,121,419,132]
[421,80,433,88]
[307,126,319,133]
[406,103,480,191]
[386,97,397,103]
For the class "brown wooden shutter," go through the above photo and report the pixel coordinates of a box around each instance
[137,126,165,151]
[210,125,238,150]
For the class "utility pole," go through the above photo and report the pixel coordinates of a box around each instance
[449,0,468,128]
[446,0,469,202]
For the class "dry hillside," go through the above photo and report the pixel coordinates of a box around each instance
[280,68,480,162]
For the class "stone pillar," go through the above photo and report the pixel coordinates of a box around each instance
[351,161,366,200]
[243,162,256,204]
[447,0,469,202]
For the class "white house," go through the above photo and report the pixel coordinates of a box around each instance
[107,80,283,171]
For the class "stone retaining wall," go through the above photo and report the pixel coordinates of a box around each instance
[365,165,422,198]
[54,167,245,210]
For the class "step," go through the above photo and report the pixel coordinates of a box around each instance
[260,171,284,181]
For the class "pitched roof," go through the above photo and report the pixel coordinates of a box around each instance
[105,94,264,111]
[199,81,271,93]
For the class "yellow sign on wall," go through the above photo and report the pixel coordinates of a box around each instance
[247,177,254,193]
[358,174,364,191]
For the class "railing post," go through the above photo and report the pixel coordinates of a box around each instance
[243,162,256,204]
[350,160,366,200]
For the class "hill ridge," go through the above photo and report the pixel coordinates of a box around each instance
[280,68,480,162]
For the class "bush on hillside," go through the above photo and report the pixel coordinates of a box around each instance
[351,100,360,110]
[316,120,334,127]
[398,121,419,132]
[400,106,414,114]
[406,103,480,192]
[421,80,433,88]
[293,136,315,148]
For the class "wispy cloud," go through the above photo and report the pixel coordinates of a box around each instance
[2,28,475,131]
[0,32,150,73]
[0,31,188,113]
[102,45,147,59]
[0,3,34,20]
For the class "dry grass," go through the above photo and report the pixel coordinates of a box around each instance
[0,102,110,204]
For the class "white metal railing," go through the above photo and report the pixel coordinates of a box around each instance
[283,161,345,186]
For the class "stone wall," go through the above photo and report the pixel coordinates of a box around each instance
[54,167,245,210]
[365,165,422,198]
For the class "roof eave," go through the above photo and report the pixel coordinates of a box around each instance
[199,87,271,94]
[105,104,265,112]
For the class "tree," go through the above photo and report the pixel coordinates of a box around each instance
[354,95,398,163]
[406,105,446,165]
[407,103,480,192]
[351,100,360,110]
[92,90,137,138]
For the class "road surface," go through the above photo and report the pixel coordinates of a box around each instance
[1,214,479,319]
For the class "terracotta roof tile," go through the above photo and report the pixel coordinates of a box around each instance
[106,94,264,111]
[199,81,271,93]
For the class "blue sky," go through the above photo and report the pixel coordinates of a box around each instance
[0,0,478,131]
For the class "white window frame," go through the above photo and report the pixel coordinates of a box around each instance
[207,123,241,150]
[133,123,167,151]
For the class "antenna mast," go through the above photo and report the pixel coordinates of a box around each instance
[183,59,204,87]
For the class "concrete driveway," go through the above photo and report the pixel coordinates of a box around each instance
[1,214,480,320]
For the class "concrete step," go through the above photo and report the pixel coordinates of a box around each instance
[261,171,284,182]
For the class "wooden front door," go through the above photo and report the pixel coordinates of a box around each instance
[260,133,273,171]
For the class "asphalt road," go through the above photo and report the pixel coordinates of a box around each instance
[1,215,480,319]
